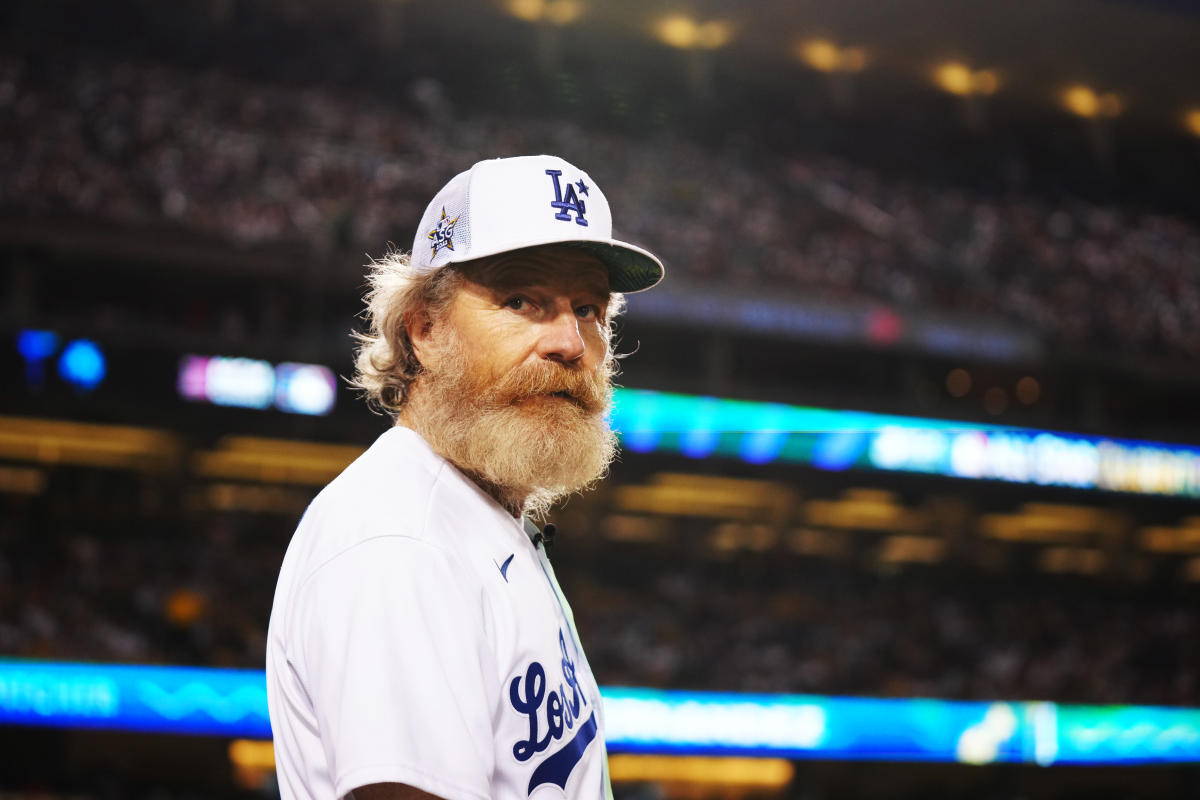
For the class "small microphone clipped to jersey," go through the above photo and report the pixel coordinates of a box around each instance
[534,523,557,550]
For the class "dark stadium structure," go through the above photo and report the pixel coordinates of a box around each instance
[2,0,1200,797]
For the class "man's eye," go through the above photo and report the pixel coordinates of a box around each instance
[503,297,527,310]
[576,305,599,319]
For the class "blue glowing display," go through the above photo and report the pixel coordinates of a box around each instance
[0,660,269,737]
[608,389,1200,499]
[58,340,107,390]
[17,329,59,387]
[2,660,1198,765]
[17,330,58,363]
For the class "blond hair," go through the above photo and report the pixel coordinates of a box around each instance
[350,250,462,417]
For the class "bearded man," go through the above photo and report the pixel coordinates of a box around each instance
[266,155,664,800]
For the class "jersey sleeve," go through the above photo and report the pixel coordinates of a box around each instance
[292,536,496,800]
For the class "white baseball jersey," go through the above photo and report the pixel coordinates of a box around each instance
[266,426,613,800]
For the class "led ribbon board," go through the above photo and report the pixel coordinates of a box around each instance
[1,661,1197,765]
[0,660,270,738]
[609,389,1200,499]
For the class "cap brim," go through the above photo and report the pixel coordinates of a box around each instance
[564,240,665,293]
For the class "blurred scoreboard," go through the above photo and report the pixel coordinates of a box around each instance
[611,389,1200,499]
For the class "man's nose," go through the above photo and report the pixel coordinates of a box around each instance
[536,308,586,363]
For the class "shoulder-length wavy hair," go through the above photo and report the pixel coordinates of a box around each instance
[350,250,463,417]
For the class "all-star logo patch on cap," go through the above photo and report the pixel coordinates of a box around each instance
[411,155,665,293]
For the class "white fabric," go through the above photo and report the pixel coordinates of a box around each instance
[267,427,611,800]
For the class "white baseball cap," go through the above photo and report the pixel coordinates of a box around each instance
[411,155,664,293]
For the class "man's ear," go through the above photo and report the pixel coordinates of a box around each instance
[405,310,436,369]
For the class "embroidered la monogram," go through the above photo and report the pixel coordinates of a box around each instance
[546,169,589,227]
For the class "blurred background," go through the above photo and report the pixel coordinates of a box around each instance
[2,0,1200,797]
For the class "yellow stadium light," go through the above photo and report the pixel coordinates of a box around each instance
[0,465,46,495]
[1186,109,1200,138]
[796,39,868,74]
[507,0,583,25]
[797,39,840,72]
[229,739,275,770]
[935,62,974,96]
[608,754,794,788]
[878,535,946,564]
[544,0,583,26]
[695,20,734,50]
[0,416,180,471]
[654,14,699,49]
[614,473,793,521]
[1037,546,1106,575]
[1063,85,1099,118]
[1139,516,1200,554]
[654,14,731,50]
[166,588,208,626]
[193,436,364,485]
[507,0,544,22]
[935,63,1000,97]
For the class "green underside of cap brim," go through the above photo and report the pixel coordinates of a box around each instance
[565,241,664,293]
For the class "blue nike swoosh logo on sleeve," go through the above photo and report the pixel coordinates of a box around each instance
[496,553,515,581]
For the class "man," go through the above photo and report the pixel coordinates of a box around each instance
[266,155,664,800]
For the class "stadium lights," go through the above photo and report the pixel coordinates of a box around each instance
[650,14,734,101]
[0,465,45,495]
[980,502,1125,544]
[1038,546,1106,575]
[221,740,819,790]
[1184,109,1200,138]
[933,61,999,96]
[652,14,734,50]
[192,436,364,486]
[0,416,180,472]
[505,0,584,26]
[229,739,276,770]
[1062,85,1122,119]
[607,754,794,788]
[613,472,794,521]
[793,39,869,113]
[803,488,926,533]
[878,535,946,564]
[1139,517,1200,554]
[794,39,868,74]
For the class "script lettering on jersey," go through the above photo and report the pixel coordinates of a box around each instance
[545,169,589,227]
[509,630,595,794]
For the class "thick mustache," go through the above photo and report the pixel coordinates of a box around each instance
[483,362,609,414]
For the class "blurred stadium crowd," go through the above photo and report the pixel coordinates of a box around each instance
[3,50,1200,359]
[3,473,1196,709]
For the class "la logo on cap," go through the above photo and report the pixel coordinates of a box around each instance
[546,169,589,227]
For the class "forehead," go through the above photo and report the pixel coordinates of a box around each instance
[461,246,611,297]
